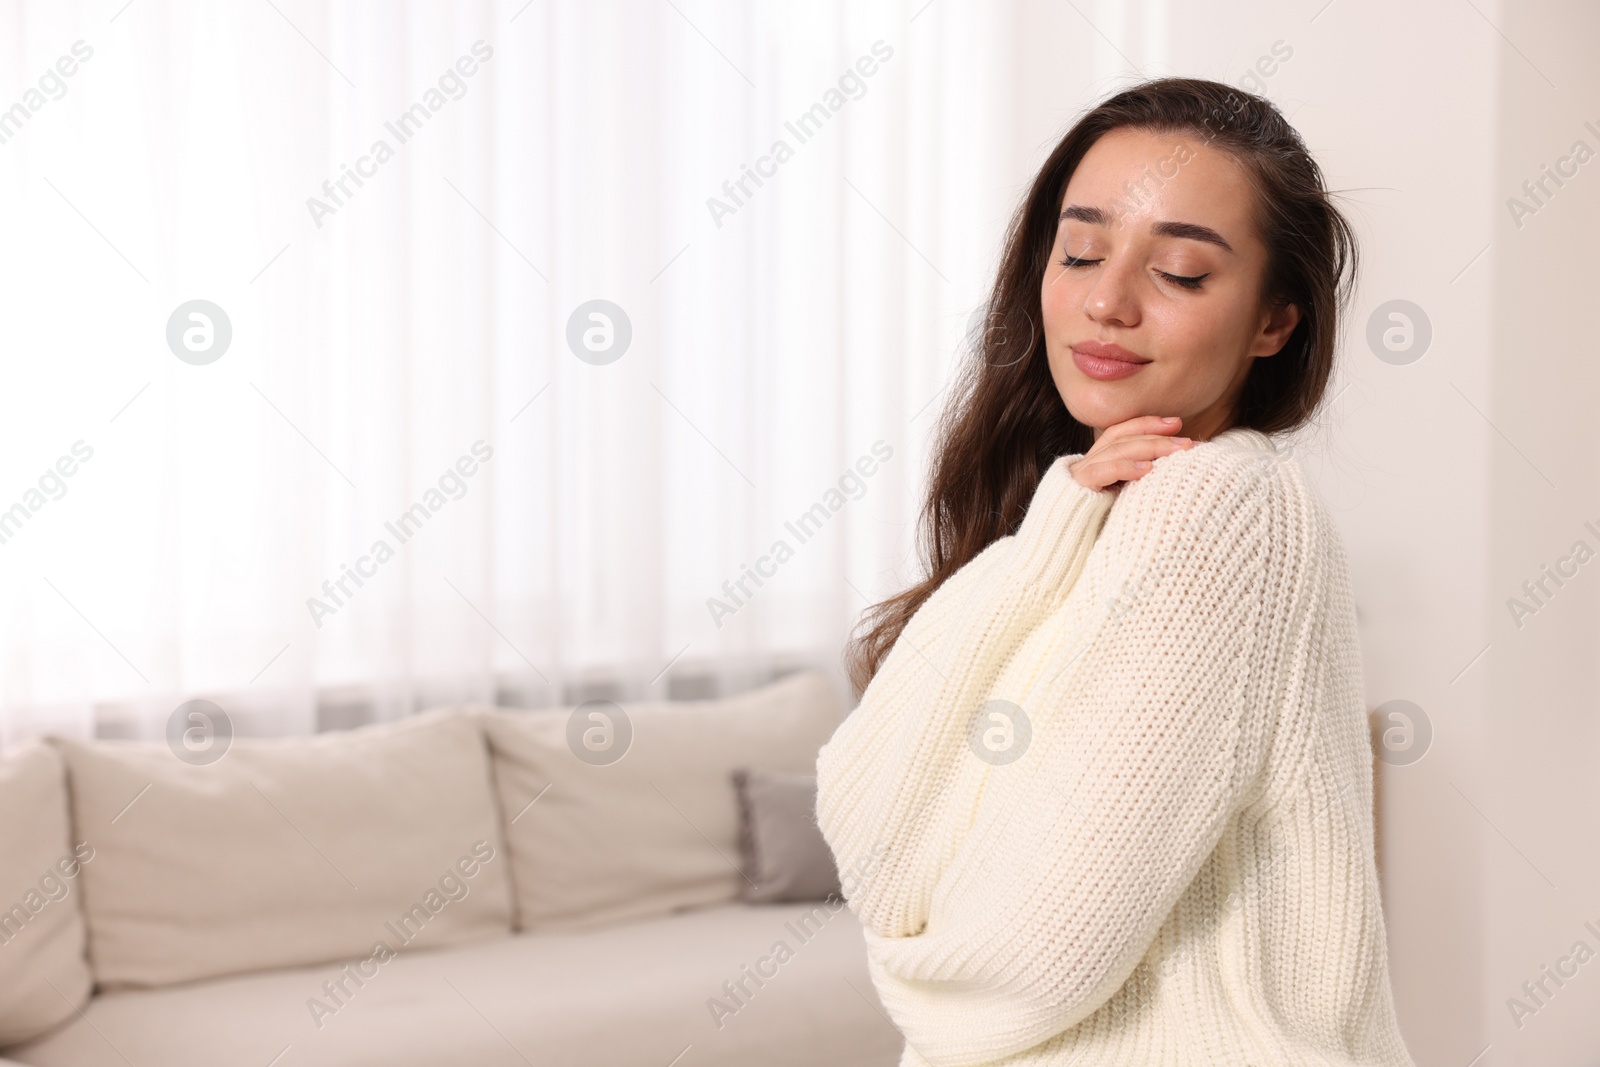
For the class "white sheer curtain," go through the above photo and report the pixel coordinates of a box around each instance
[0,0,1030,744]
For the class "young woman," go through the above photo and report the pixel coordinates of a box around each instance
[815,78,1418,1066]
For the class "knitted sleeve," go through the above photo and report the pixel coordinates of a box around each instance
[826,445,1308,1066]
[816,454,1115,937]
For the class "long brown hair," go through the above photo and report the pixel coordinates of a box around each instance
[844,76,1360,699]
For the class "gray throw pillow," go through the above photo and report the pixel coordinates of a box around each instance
[731,768,842,903]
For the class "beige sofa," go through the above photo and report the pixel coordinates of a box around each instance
[0,670,902,1067]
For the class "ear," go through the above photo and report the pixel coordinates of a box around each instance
[1251,301,1302,358]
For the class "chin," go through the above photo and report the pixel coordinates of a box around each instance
[1061,386,1139,430]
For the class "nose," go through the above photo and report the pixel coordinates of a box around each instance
[1081,257,1141,329]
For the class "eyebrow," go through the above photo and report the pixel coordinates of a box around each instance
[1059,204,1235,254]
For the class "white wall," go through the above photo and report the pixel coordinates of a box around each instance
[1484,4,1600,1063]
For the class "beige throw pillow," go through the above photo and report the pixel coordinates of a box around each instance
[0,740,93,1045]
[481,670,844,932]
[53,708,513,989]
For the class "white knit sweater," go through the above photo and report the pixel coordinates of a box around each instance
[816,427,1418,1067]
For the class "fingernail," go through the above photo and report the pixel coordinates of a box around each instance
[1174,437,1191,446]
[1135,460,1152,470]
[1162,416,1180,423]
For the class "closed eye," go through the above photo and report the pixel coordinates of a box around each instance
[1058,254,1210,291]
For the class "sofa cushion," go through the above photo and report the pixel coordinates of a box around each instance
[0,740,92,1046]
[52,708,513,989]
[733,768,840,903]
[1,902,901,1067]
[481,670,844,932]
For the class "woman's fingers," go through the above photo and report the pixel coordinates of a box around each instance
[1067,415,1194,489]
[1096,415,1183,447]
[1087,416,1185,468]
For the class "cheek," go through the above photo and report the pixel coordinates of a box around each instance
[1145,300,1239,368]
[1040,268,1079,329]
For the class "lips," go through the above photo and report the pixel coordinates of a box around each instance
[1070,340,1150,382]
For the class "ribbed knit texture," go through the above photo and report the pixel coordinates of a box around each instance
[816,428,1418,1067]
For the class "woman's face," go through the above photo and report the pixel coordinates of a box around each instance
[1040,127,1301,441]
